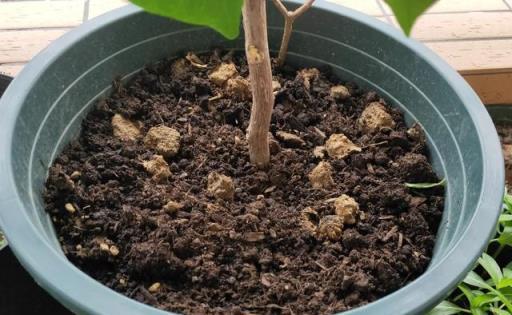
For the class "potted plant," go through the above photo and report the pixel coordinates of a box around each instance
[0,1,504,314]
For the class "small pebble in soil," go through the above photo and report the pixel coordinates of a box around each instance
[148,282,161,293]
[317,215,344,241]
[142,155,171,182]
[162,200,184,214]
[111,113,141,141]
[226,76,251,100]
[325,133,361,159]
[109,245,120,256]
[207,172,235,200]
[208,62,238,86]
[334,194,360,225]
[297,67,320,90]
[99,242,110,252]
[64,203,76,214]
[358,102,396,132]
[300,207,319,233]
[143,126,181,158]
[272,79,282,93]
[313,145,326,158]
[308,161,334,189]
[70,171,81,180]
[330,84,351,100]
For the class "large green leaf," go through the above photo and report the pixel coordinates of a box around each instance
[385,0,436,35]
[129,0,243,39]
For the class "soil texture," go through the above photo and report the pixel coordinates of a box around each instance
[44,50,444,315]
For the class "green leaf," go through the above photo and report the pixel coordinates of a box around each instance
[428,300,470,315]
[503,267,512,279]
[491,307,511,315]
[458,284,477,305]
[464,271,493,290]
[500,215,512,223]
[498,278,512,289]
[473,294,500,307]
[498,230,512,246]
[405,178,446,189]
[504,194,512,212]
[129,0,243,39]
[471,308,487,315]
[385,0,436,35]
[479,253,504,286]
[490,287,512,312]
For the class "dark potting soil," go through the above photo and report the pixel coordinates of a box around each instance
[44,50,444,315]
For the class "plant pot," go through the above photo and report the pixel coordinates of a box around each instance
[0,1,504,314]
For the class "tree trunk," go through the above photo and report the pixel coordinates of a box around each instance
[243,0,274,169]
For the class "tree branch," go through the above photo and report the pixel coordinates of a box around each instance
[291,0,315,18]
[272,0,315,66]
[243,0,274,169]
[271,0,289,17]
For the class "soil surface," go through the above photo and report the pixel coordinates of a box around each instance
[44,51,444,315]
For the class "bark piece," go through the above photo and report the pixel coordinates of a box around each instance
[276,131,305,147]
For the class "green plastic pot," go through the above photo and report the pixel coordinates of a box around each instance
[0,1,504,314]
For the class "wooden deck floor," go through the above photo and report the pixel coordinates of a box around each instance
[1,0,511,104]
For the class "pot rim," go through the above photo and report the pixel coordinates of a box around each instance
[0,1,504,314]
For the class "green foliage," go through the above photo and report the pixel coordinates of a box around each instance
[405,178,446,189]
[428,301,470,315]
[129,0,432,41]
[129,0,243,39]
[428,195,512,315]
[385,0,436,35]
